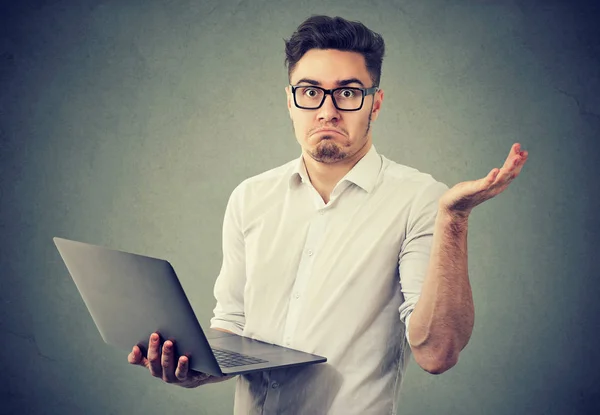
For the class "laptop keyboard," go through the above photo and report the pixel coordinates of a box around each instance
[211,347,268,368]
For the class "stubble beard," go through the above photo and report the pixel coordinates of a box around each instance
[309,112,372,164]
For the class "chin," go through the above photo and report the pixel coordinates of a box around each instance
[311,141,347,162]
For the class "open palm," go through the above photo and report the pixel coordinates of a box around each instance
[439,143,529,217]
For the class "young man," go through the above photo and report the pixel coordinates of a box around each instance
[129,15,528,414]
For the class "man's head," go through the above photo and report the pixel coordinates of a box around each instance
[284,16,386,164]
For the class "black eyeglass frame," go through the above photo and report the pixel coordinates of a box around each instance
[289,84,379,111]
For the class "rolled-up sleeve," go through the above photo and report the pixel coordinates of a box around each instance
[398,180,449,343]
[210,182,247,335]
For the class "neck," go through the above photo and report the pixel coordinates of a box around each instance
[303,139,372,204]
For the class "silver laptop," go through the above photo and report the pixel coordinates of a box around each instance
[53,237,327,376]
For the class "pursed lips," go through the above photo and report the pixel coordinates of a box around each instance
[313,129,343,136]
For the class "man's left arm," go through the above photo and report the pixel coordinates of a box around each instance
[408,143,529,374]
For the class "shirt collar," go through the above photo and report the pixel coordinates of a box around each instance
[288,145,381,193]
[289,156,310,188]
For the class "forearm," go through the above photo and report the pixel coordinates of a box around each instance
[408,208,475,373]
[199,373,237,386]
[213,327,234,334]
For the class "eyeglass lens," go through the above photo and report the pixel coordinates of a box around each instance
[295,87,363,110]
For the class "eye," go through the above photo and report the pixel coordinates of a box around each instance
[303,88,319,98]
[339,89,356,98]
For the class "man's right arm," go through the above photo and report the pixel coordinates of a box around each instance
[210,183,247,335]
[213,327,234,334]
[127,185,246,387]
[128,332,235,388]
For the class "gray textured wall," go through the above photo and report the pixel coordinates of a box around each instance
[1,1,599,414]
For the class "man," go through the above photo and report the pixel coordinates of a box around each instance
[128,15,528,414]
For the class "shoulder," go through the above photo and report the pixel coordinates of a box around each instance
[229,158,297,202]
[379,155,449,198]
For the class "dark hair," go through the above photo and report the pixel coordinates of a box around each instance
[284,15,385,86]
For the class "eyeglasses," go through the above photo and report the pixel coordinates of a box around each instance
[289,84,379,111]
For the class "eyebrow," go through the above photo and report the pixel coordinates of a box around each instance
[294,78,366,88]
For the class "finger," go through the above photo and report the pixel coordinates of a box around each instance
[175,355,189,381]
[516,148,528,164]
[509,148,529,177]
[147,333,162,378]
[128,346,141,364]
[485,168,500,185]
[479,144,528,196]
[129,346,150,369]
[497,148,526,183]
[499,143,521,168]
[509,144,529,169]
[514,143,530,161]
[500,144,519,172]
[161,340,177,383]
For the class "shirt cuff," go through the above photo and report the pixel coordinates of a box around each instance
[209,320,244,336]
[405,312,413,344]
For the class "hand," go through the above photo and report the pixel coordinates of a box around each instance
[128,332,233,388]
[438,143,529,219]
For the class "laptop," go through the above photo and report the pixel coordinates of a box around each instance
[53,236,327,376]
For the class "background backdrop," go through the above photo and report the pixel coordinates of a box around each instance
[1,0,599,414]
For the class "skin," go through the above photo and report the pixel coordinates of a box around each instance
[128,47,530,381]
[127,48,385,386]
[409,144,529,373]
[439,143,529,218]
[128,330,234,387]
[285,48,384,203]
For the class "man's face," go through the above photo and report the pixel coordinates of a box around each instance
[286,49,384,164]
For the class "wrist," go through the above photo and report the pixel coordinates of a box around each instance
[439,202,470,220]
[437,206,470,232]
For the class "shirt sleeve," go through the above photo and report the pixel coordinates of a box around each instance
[398,180,449,344]
[210,182,247,335]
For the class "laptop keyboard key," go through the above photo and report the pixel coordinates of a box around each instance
[212,347,268,368]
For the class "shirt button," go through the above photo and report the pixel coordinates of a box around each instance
[271,381,279,389]
[307,249,313,256]
[319,210,325,215]
[294,293,300,299]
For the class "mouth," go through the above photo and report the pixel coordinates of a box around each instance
[313,129,343,136]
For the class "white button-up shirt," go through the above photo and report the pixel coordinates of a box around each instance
[210,144,448,414]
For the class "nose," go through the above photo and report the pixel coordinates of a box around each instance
[317,94,340,122]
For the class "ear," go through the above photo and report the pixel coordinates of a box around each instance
[285,86,293,117]
[370,89,384,122]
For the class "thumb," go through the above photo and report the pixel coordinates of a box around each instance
[128,346,149,368]
[486,168,500,184]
